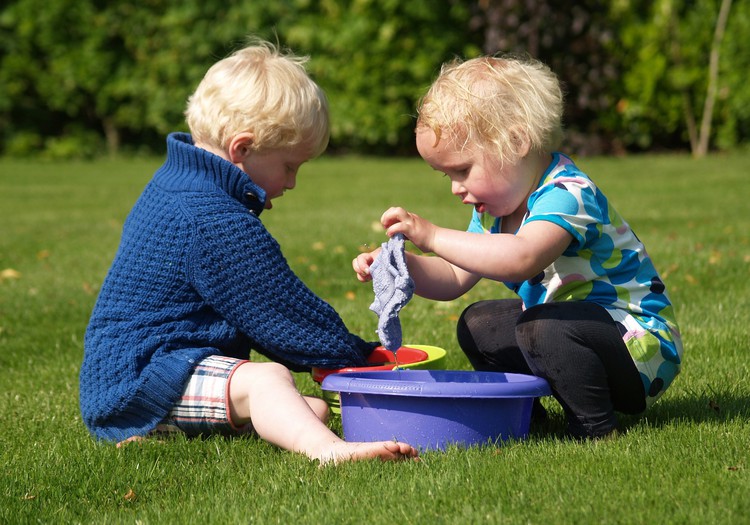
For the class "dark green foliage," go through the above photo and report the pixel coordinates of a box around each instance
[280,0,481,154]
[0,0,748,158]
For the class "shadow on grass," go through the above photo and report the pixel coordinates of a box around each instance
[634,388,750,428]
[525,385,750,442]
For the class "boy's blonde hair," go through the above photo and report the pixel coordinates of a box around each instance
[417,55,563,166]
[186,38,329,156]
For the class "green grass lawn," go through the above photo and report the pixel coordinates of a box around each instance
[1,151,748,524]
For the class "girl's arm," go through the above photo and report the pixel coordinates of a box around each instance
[352,244,479,301]
[403,251,480,301]
[379,206,573,285]
[427,220,572,282]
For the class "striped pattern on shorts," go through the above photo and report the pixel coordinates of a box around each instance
[156,354,250,436]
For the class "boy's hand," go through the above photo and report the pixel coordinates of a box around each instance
[352,248,381,282]
[381,207,436,254]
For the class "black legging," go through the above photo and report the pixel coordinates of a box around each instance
[456,299,646,438]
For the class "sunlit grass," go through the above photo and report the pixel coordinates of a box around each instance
[1,152,749,524]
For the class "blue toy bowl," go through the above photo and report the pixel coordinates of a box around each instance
[322,369,551,451]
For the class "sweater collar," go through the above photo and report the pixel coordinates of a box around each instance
[158,132,267,216]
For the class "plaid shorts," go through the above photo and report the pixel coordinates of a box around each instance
[155,355,251,436]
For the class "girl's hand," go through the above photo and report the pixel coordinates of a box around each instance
[381,207,436,253]
[352,247,381,283]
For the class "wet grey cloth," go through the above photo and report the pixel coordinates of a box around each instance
[369,233,414,351]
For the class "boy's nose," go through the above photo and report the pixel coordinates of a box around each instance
[451,180,464,196]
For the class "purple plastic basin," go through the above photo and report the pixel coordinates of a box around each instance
[322,369,551,451]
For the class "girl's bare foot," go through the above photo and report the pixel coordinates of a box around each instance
[317,440,419,465]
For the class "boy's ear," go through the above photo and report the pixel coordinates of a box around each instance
[227,132,256,163]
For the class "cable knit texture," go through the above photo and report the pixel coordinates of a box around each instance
[80,133,374,442]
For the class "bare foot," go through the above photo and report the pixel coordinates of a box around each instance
[317,440,419,465]
[116,435,145,448]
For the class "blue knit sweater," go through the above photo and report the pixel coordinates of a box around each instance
[80,133,374,442]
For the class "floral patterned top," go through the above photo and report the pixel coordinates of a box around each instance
[468,152,683,405]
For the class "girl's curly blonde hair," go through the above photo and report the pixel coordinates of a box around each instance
[417,55,564,165]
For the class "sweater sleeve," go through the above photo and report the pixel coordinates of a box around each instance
[186,200,374,370]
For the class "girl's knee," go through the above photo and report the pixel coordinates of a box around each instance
[456,300,511,346]
[458,300,496,327]
[456,305,473,347]
[457,302,486,357]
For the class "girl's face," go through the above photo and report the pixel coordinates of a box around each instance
[416,127,538,220]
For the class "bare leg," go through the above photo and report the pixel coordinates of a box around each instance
[228,362,418,464]
[303,395,329,424]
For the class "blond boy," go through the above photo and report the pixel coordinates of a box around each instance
[81,39,417,463]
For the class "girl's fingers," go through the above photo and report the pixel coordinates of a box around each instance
[381,206,407,228]
[352,254,374,282]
